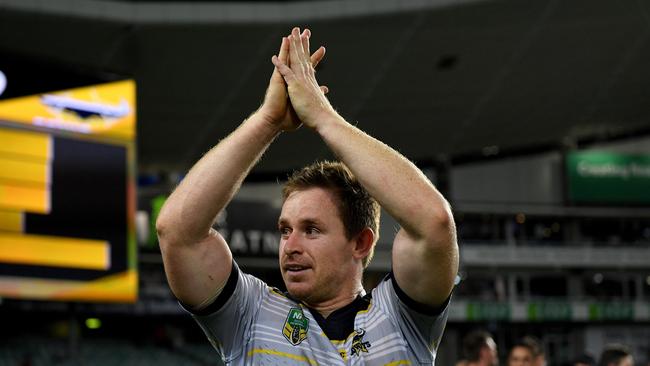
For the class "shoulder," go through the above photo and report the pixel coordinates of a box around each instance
[184,262,276,317]
[373,272,451,317]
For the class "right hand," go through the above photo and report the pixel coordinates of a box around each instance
[258,29,327,132]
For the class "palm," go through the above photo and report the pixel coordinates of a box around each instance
[261,31,325,131]
[266,74,302,131]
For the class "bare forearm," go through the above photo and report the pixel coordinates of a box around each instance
[318,112,458,305]
[273,26,457,306]
[316,112,452,240]
[157,112,281,244]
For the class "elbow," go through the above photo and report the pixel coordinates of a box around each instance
[155,215,173,249]
[155,209,183,250]
[156,207,213,251]
[434,201,453,228]
[423,201,456,247]
[425,208,459,270]
[155,216,167,239]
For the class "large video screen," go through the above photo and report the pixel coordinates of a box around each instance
[0,79,137,302]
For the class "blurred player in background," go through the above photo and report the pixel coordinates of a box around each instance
[522,336,546,366]
[507,341,535,366]
[598,345,634,366]
[573,353,597,366]
[461,329,499,366]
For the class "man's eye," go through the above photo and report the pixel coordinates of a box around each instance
[279,227,291,236]
[306,226,319,235]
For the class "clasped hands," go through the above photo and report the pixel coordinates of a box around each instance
[259,27,335,132]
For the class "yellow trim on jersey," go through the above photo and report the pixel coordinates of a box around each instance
[338,349,348,360]
[384,360,412,366]
[247,348,318,365]
[357,301,372,315]
[269,287,288,298]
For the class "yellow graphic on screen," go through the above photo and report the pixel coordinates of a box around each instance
[0,80,135,140]
[0,128,110,271]
[0,211,22,232]
[0,233,109,270]
[0,129,50,213]
[0,79,136,303]
[0,270,136,302]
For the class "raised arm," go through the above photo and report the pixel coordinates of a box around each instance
[157,33,326,308]
[272,27,458,308]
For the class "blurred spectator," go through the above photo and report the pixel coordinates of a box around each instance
[598,345,634,366]
[573,353,597,366]
[461,330,499,366]
[522,336,546,366]
[507,341,534,366]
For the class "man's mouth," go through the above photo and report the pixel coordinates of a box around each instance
[285,265,311,273]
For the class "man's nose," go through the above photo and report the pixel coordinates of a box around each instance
[283,232,303,254]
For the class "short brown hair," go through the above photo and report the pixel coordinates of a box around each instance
[462,330,493,362]
[282,160,380,268]
[598,345,632,366]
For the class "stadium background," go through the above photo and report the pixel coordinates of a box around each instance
[1,0,649,364]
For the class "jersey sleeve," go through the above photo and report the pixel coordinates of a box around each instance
[371,273,452,364]
[179,261,267,363]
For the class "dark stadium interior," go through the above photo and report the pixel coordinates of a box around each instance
[1,0,649,174]
[0,0,649,365]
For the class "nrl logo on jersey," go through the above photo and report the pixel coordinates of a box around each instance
[351,328,371,356]
[282,307,309,346]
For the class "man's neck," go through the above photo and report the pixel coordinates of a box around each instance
[302,284,364,318]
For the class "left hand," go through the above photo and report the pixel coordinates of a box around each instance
[259,29,327,132]
[271,27,335,129]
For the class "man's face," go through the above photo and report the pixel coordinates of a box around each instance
[483,337,499,366]
[615,355,634,366]
[278,187,357,303]
[508,346,533,366]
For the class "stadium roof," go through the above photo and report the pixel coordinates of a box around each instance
[1,0,649,175]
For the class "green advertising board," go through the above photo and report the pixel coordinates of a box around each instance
[528,302,572,321]
[567,152,650,204]
[588,303,634,321]
[467,302,511,321]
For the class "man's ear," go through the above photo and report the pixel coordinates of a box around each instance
[352,227,375,260]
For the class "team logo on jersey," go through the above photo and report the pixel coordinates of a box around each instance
[282,307,309,346]
[350,328,372,356]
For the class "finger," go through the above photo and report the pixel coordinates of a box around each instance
[270,37,289,82]
[289,28,306,66]
[301,28,310,57]
[311,46,326,68]
[272,55,296,84]
[320,85,329,94]
[278,37,289,65]
[291,26,302,50]
[288,35,302,72]
[271,54,288,70]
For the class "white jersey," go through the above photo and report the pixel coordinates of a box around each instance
[185,262,450,365]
